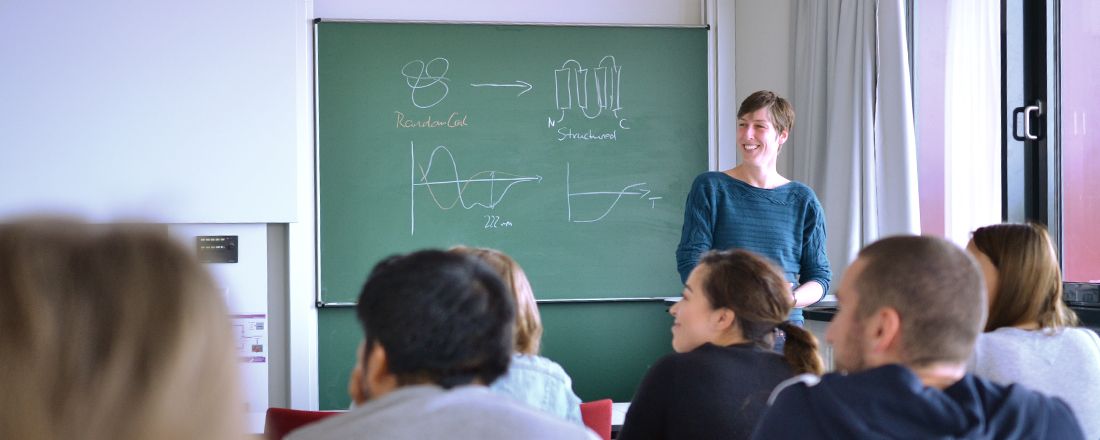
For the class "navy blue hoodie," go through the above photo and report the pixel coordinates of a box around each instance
[752,364,1084,439]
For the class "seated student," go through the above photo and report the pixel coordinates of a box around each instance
[966,223,1100,439]
[753,236,1085,439]
[288,250,595,440]
[0,218,245,440]
[618,249,823,440]
[451,246,584,425]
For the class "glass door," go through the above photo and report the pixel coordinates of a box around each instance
[1002,0,1058,228]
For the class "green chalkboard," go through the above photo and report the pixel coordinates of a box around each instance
[317,21,708,302]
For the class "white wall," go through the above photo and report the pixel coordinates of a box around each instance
[170,224,272,433]
[732,0,794,174]
[0,0,307,431]
[0,0,300,223]
[314,0,701,24]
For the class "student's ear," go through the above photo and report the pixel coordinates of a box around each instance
[712,307,737,332]
[348,341,369,405]
[364,341,398,400]
[777,129,789,146]
[868,307,902,359]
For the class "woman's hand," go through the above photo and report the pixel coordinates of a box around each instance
[792,281,824,308]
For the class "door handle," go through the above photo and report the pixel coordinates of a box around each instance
[1023,102,1042,140]
[1012,100,1044,141]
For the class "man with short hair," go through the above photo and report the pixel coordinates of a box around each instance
[752,236,1084,439]
[289,250,596,440]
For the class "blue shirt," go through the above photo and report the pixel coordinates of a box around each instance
[676,172,831,319]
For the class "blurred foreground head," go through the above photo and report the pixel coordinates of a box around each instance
[0,218,244,440]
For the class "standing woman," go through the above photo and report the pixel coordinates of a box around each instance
[966,223,1100,440]
[618,249,823,440]
[676,90,830,326]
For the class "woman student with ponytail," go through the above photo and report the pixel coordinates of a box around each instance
[618,249,823,440]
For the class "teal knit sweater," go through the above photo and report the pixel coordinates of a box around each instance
[676,172,831,319]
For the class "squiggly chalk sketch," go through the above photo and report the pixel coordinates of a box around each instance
[401,58,450,108]
[550,56,624,126]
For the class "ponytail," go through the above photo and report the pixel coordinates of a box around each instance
[777,322,823,375]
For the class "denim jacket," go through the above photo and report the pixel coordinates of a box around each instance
[490,354,584,425]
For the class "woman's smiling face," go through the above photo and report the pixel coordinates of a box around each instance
[737,107,788,167]
[669,264,725,353]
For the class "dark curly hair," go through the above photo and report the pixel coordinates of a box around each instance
[356,249,515,388]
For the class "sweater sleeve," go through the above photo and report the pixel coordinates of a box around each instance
[797,193,831,296]
[617,356,676,440]
[675,175,715,283]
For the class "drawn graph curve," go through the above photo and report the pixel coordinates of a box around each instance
[409,142,541,234]
[566,163,662,223]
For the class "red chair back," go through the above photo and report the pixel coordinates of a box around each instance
[264,407,342,440]
[580,399,613,440]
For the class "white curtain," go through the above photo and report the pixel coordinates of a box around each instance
[790,0,920,291]
[944,0,1001,246]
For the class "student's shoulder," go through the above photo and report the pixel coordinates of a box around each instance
[981,326,1099,352]
[507,354,574,386]
[644,350,692,375]
[767,367,901,407]
[478,391,598,439]
[512,354,568,374]
[657,343,745,367]
[1064,326,1100,347]
[752,374,826,439]
[767,373,822,406]
[283,408,368,440]
[636,348,728,387]
[966,375,1070,414]
[974,378,1086,438]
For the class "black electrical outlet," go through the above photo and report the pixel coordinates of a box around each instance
[196,235,238,263]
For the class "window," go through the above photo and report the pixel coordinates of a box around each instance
[917,0,1097,285]
[915,0,1001,244]
[1059,0,1100,282]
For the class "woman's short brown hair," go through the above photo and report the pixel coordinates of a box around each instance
[0,218,243,440]
[450,246,543,355]
[737,90,795,135]
[971,223,1078,331]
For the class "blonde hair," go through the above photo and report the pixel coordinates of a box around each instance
[971,223,1078,331]
[450,246,542,355]
[0,219,244,440]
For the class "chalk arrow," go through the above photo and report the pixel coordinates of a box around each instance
[470,80,533,96]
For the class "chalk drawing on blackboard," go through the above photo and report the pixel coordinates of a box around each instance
[402,58,451,108]
[565,162,662,223]
[410,142,542,234]
[469,80,533,97]
[549,56,625,127]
